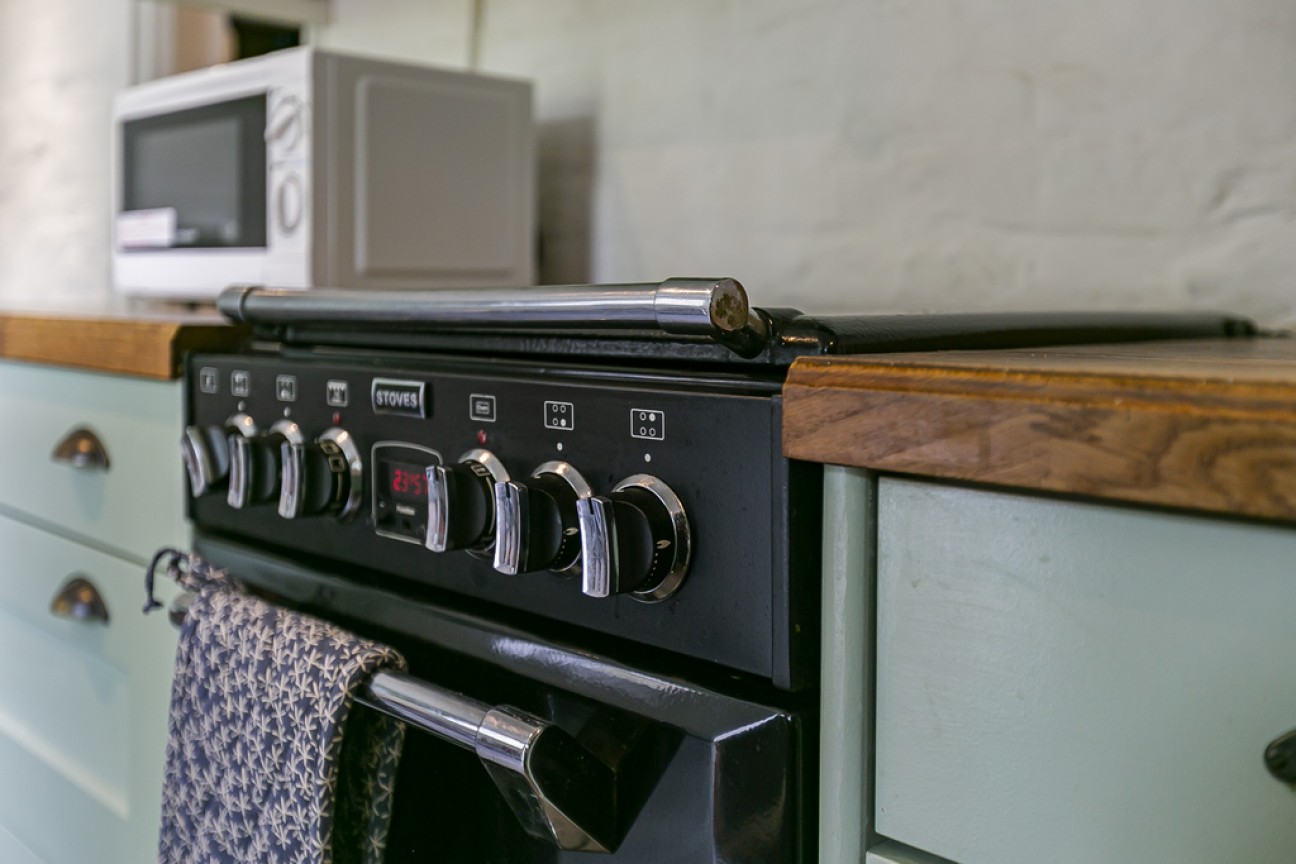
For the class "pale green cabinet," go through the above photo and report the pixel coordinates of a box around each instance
[0,359,182,864]
[821,470,1296,864]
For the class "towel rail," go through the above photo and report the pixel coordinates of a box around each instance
[164,586,619,853]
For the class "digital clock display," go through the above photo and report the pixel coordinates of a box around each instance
[385,461,427,502]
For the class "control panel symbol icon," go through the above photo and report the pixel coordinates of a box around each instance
[631,409,665,441]
[276,375,298,402]
[470,393,497,422]
[230,370,251,397]
[199,367,219,394]
[326,380,349,407]
[544,401,574,431]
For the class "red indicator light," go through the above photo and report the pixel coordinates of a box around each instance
[331,411,342,425]
[476,429,488,445]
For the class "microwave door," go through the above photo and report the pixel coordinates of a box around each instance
[119,94,267,251]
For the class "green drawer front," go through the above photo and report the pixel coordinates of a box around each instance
[0,360,186,563]
[0,512,179,864]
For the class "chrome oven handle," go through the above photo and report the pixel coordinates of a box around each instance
[360,671,616,853]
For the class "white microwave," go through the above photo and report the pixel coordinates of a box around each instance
[112,47,534,299]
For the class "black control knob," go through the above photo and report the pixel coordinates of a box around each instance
[227,419,300,510]
[278,428,363,520]
[493,462,592,575]
[425,449,509,553]
[181,413,256,497]
[576,475,691,602]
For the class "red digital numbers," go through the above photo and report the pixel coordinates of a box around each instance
[390,466,426,498]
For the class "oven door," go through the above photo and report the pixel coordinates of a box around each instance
[199,536,810,863]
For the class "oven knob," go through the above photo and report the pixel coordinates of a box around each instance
[278,427,364,520]
[182,413,256,497]
[227,419,300,510]
[492,462,592,576]
[426,449,509,553]
[576,475,691,602]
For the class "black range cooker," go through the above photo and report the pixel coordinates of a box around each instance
[179,279,1250,862]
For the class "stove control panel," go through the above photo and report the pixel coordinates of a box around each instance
[185,353,812,688]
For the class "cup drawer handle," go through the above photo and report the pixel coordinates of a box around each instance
[50,426,111,471]
[1266,729,1296,783]
[49,575,110,624]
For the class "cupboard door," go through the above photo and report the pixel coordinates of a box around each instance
[0,513,179,864]
[875,479,1296,864]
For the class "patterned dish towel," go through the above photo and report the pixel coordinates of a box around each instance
[148,550,407,864]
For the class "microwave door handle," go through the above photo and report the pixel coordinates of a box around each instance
[217,277,770,358]
[359,671,619,853]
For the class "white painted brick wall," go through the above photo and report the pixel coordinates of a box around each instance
[1,0,1292,326]
[319,0,1296,324]
[0,0,132,303]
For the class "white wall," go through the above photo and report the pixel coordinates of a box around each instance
[0,0,134,303]
[0,0,1291,323]
[316,0,1296,323]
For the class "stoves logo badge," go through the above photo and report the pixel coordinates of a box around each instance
[371,378,427,418]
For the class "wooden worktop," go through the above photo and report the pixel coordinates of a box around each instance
[0,302,243,379]
[783,336,1296,523]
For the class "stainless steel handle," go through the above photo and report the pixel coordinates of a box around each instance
[218,277,771,357]
[226,435,253,509]
[51,426,110,471]
[224,413,260,510]
[425,464,452,553]
[361,671,616,852]
[278,440,306,519]
[492,481,528,575]
[576,497,616,598]
[271,421,307,519]
[49,575,109,624]
[181,426,218,495]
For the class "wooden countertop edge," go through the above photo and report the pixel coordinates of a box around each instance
[0,314,244,380]
[782,346,1296,523]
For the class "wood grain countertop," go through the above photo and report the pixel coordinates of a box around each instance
[783,336,1296,523]
[0,301,244,380]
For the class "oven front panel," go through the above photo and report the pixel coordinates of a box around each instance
[186,352,814,687]
[198,534,810,863]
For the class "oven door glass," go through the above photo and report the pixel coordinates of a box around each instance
[120,94,267,249]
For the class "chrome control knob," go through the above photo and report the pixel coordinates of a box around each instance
[492,462,592,576]
[181,413,256,497]
[426,449,508,553]
[576,475,691,602]
[278,427,363,520]
[227,418,299,510]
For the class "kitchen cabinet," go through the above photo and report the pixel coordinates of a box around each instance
[0,358,182,864]
[786,339,1296,864]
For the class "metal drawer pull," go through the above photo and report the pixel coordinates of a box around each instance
[361,671,616,852]
[51,426,110,471]
[49,575,110,624]
[1265,728,1296,783]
